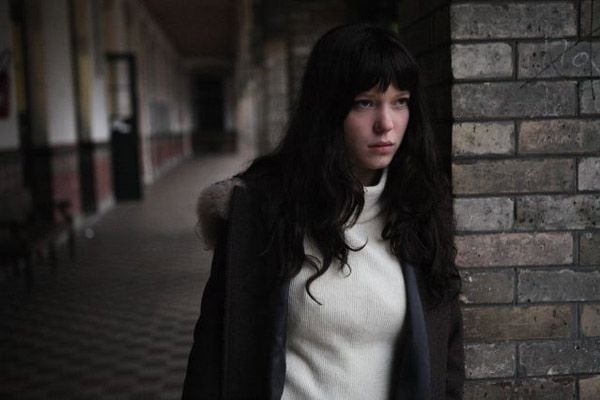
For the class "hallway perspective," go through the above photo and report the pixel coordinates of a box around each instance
[0,153,252,399]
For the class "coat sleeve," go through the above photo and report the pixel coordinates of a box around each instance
[445,295,465,399]
[181,224,229,399]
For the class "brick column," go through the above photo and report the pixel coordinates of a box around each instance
[451,2,600,399]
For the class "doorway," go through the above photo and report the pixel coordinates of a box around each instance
[106,53,142,200]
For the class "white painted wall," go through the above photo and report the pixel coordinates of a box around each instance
[0,0,20,150]
[88,0,110,142]
[234,0,261,156]
[42,0,77,146]
[90,71,109,142]
[236,75,260,155]
[223,76,235,133]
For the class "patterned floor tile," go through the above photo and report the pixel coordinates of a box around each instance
[0,153,252,399]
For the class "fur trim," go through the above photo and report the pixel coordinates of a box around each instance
[196,177,243,250]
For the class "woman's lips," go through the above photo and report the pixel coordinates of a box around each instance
[368,142,393,148]
[368,142,394,154]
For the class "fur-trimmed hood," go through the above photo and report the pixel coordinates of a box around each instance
[196,177,243,250]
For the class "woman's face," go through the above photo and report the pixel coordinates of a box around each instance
[343,84,410,186]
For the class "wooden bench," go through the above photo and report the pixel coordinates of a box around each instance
[0,189,75,289]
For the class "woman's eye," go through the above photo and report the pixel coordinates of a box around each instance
[394,97,410,107]
[353,99,373,109]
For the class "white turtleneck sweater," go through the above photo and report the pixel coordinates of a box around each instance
[282,171,407,400]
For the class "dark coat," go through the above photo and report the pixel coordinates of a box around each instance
[182,179,464,400]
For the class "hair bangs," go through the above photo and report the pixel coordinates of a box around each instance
[349,37,418,96]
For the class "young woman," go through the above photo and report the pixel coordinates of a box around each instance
[183,23,464,400]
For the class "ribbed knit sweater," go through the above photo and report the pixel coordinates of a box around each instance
[281,171,407,400]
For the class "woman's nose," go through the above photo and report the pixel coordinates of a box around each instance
[374,108,394,133]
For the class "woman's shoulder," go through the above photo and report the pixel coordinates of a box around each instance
[196,167,282,249]
[196,176,245,250]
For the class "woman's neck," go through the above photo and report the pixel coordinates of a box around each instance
[357,169,384,187]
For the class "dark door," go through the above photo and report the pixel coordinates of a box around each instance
[106,53,142,200]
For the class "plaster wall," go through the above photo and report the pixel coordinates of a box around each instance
[87,0,109,143]
[74,0,109,143]
[232,0,260,156]
[41,0,77,146]
[0,0,20,150]
[90,64,109,142]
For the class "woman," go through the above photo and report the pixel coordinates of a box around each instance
[183,23,464,400]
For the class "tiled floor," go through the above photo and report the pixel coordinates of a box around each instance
[0,153,253,400]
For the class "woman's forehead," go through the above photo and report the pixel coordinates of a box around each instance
[356,84,410,95]
[354,77,412,92]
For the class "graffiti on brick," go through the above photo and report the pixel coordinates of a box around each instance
[521,25,600,87]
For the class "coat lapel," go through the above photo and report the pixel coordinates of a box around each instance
[224,186,275,398]
[392,263,432,400]
[269,280,290,399]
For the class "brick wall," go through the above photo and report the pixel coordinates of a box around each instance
[450,1,600,399]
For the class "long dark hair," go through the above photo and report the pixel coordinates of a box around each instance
[242,23,458,304]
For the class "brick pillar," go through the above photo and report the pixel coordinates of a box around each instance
[451,2,600,399]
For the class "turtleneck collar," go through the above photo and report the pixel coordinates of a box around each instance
[356,169,387,224]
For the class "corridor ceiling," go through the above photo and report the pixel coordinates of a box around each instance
[141,0,237,69]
